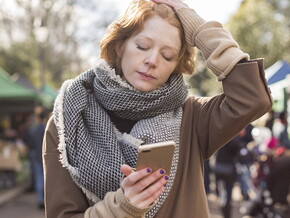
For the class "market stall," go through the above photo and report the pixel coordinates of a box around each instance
[0,67,37,113]
[0,67,38,188]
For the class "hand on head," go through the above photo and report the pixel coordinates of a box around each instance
[120,164,169,209]
[151,0,188,11]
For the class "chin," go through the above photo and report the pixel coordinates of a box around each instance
[137,88,152,92]
[131,82,152,92]
[135,86,155,93]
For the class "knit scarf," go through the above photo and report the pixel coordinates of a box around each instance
[53,59,188,217]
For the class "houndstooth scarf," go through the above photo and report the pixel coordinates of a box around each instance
[53,59,188,217]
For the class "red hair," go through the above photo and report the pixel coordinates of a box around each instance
[100,0,195,75]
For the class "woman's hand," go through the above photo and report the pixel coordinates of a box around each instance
[120,164,169,209]
[151,0,189,11]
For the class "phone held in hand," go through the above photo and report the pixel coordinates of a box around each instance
[136,141,176,174]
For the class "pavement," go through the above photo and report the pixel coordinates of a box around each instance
[0,182,243,218]
[0,182,31,206]
[208,192,243,218]
[0,189,45,218]
[207,184,243,218]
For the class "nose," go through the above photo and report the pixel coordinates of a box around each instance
[144,53,158,68]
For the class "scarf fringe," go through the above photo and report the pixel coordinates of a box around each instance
[121,133,143,148]
[81,186,101,203]
[54,79,79,177]
[114,126,143,148]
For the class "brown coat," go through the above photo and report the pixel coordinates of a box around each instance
[43,59,272,218]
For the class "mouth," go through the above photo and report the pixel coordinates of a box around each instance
[137,71,156,80]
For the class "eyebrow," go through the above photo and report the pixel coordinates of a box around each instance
[136,35,180,54]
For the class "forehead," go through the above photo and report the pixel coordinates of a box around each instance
[133,15,181,50]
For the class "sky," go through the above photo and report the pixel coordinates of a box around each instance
[112,0,244,23]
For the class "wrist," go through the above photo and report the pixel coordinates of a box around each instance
[116,188,151,216]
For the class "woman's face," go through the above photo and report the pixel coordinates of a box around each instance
[119,15,181,92]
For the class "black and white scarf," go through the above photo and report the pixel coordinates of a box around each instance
[53,59,188,217]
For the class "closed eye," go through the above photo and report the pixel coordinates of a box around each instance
[137,45,148,50]
[162,54,173,62]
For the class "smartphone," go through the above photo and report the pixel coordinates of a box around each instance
[136,141,176,174]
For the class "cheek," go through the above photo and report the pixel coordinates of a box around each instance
[158,70,174,86]
[160,65,178,83]
[163,64,177,78]
[121,48,139,68]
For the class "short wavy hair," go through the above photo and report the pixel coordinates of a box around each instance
[100,0,195,75]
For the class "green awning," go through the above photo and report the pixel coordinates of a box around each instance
[41,84,58,99]
[12,73,55,109]
[0,67,36,100]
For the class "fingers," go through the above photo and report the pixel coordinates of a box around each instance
[120,167,169,209]
[151,0,188,11]
[130,174,169,208]
[121,167,153,188]
[125,169,166,196]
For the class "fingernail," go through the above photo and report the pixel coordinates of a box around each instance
[164,175,169,180]
[147,168,152,173]
[160,169,165,174]
[164,184,167,187]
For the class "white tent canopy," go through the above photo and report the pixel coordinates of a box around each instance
[265,60,290,112]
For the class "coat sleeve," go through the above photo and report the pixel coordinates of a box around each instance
[188,59,273,159]
[176,7,249,80]
[43,117,149,218]
[176,7,272,158]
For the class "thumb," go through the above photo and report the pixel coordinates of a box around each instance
[120,164,134,177]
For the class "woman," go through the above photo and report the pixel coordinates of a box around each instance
[43,0,272,217]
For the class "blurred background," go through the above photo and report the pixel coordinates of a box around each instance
[0,0,290,217]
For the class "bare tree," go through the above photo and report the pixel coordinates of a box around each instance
[0,0,119,87]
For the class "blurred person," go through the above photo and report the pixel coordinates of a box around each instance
[0,128,20,189]
[214,132,243,218]
[265,109,276,132]
[273,111,290,149]
[22,114,37,191]
[236,126,255,201]
[266,147,290,212]
[43,0,272,217]
[29,110,48,209]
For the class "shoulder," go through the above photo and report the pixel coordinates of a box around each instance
[44,115,59,152]
[46,116,57,135]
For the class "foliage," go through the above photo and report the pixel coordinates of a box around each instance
[0,0,119,88]
[266,0,290,61]
[0,41,38,83]
[185,51,222,97]
[226,0,290,68]
[187,0,290,96]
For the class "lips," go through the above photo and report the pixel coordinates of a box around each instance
[137,71,156,80]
